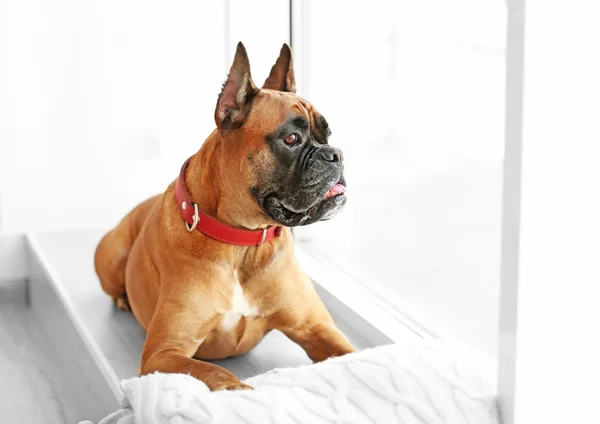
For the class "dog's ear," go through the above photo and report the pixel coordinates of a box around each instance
[215,42,258,131]
[262,43,296,93]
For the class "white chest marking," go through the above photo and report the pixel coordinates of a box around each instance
[220,272,259,331]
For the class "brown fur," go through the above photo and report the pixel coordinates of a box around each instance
[94,44,354,391]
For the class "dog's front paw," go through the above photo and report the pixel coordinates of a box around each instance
[225,382,253,391]
[210,379,253,391]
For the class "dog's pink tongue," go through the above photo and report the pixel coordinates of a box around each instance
[324,183,346,200]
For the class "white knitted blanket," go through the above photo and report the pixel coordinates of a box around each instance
[92,341,498,424]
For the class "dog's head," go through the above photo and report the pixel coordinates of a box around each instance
[215,42,346,227]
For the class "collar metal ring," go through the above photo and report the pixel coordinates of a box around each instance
[185,203,200,232]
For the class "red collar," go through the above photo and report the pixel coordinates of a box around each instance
[175,157,282,246]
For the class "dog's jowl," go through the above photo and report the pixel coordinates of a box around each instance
[94,42,353,391]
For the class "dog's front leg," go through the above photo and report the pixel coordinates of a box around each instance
[284,320,356,362]
[139,298,251,391]
[278,289,355,362]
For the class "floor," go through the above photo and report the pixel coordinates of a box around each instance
[0,302,68,423]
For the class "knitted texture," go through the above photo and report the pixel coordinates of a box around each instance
[95,341,498,424]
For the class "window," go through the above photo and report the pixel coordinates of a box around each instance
[294,0,506,359]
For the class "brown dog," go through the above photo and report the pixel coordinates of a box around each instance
[94,42,354,391]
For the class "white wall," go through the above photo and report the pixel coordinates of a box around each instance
[0,1,226,279]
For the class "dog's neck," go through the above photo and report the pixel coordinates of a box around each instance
[183,130,273,230]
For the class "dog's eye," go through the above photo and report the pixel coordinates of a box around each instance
[284,133,299,146]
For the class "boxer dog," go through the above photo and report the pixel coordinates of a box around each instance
[95,42,354,391]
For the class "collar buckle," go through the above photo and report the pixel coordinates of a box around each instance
[185,203,200,232]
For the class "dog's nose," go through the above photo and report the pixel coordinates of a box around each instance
[318,146,343,163]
